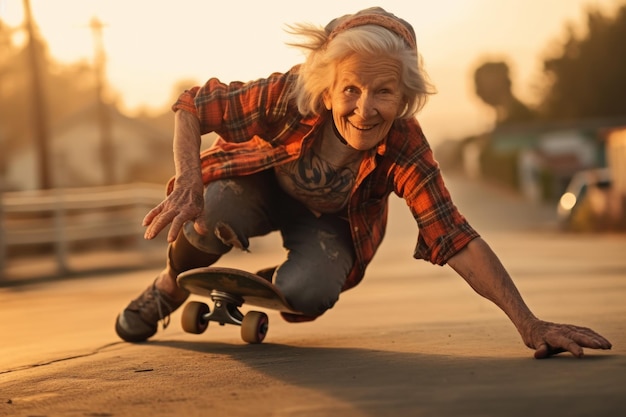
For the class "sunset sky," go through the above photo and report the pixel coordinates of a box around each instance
[1,0,623,143]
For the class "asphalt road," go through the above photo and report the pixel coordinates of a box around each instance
[1,174,625,417]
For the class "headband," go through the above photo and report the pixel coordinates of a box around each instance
[327,12,417,51]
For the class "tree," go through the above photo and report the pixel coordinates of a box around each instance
[473,61,536,126]
[538,5,626,121]
[0,17,99,185]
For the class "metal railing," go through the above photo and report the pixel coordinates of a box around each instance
[0,183,166,280]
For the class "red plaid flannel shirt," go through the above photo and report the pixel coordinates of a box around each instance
[171,66,479,291]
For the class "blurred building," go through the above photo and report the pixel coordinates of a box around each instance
[445,119,626,232]
[458,119,626,202]
[4,102,173,190]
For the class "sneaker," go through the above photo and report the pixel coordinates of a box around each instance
[115,281,188,342]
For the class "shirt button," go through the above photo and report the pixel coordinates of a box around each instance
[353,226,359,232]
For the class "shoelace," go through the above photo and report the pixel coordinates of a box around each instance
[137,285,172,330]
[153,288,172,330]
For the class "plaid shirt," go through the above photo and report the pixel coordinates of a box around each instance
[171,66,479,291]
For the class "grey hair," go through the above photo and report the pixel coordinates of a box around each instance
[286,23,436,118]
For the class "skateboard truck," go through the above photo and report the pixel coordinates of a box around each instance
[207,290,245,326]
[181,290,269,344]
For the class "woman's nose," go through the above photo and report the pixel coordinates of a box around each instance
[355,93,377,118]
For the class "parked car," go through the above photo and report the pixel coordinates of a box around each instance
[557,168,612,229]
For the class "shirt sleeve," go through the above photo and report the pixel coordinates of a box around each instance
[171,86,200,117]
[393,122,479,265]
[410,172,479,265]
[170,69,297,141]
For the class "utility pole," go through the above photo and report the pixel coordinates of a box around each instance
[23,0,52,189]
[90,17,115,185]
[0,21,11,188]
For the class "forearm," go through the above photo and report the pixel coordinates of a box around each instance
[447,238,537,336]
[173,110,203,192]
[142,110,205,241]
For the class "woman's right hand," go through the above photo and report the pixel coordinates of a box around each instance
[143,176,204,243]
[145,108,204,242]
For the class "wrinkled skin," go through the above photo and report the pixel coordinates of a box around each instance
[143,110,204,243]
[448,238,612,358]
[524,320,611,359]
[322,54,405,151]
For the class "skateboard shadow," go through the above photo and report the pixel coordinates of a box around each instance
[151,339,619,417]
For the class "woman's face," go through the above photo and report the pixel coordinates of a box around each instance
[323,53,405,151]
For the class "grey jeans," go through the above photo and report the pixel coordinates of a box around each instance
[181,171,356,317]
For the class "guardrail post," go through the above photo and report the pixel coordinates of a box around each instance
[0,189,5,281]
[134,193,148,262]
[53,188,69,275]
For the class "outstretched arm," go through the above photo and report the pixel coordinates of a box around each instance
[143,110,205,242]
[447,237,612,358]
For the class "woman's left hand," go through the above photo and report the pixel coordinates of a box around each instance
[522,319,612,358]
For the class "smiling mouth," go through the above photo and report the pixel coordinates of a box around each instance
[348,121,377,131]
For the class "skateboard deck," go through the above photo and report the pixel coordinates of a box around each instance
[177,266,300,314]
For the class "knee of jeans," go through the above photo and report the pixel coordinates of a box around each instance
[280,281,340,317]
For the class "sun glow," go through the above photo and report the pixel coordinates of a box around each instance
[1,0,621,142]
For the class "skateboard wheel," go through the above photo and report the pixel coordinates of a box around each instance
[181,301,210,334]
[241,311,269,344]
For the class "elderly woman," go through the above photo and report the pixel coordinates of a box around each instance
[115,7,611,358]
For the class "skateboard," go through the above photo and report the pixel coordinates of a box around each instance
[176,266,302,344]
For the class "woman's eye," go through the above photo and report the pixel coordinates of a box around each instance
[379,87,395,95]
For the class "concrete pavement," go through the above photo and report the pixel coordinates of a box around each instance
[1,175,625,416]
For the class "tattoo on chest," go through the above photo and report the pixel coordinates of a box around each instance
[276,150,357,212]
